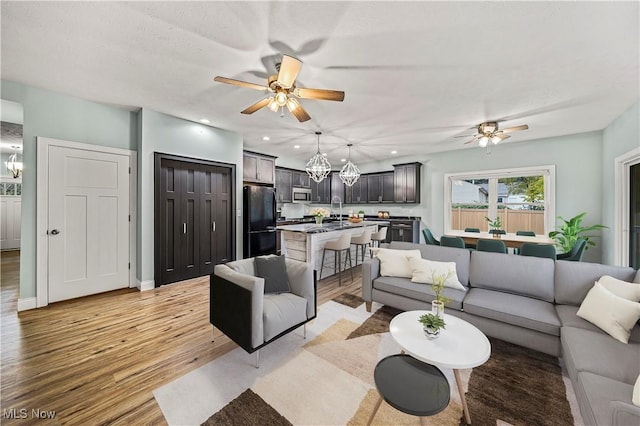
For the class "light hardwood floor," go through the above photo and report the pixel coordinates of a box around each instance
[0,250,363,425]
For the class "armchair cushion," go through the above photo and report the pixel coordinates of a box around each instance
[263,293,307,341]
[255,255,291,294]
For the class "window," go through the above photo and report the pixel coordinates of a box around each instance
[445,166,555,235]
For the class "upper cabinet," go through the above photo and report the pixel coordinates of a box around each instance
[394,162,421,204]
[292,171,310,188]
[275,168,293,202]
[310,175,332,204]
[367,172,395,203]
[243,151,276,185]
[331,172,345,203]
[345,175,368,204]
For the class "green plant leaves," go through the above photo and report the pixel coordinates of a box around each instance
[549,212,607,253]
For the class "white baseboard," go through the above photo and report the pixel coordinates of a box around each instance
[137,279,155,291]
[17,297,37,311]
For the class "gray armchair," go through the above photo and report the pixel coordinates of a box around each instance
[211,256,316,367]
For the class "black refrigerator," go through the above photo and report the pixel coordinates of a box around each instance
[243,185,277,258]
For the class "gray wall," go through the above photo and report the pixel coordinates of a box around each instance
[1,80,137,299]
[138,109,243,285]
[601,101,640,265]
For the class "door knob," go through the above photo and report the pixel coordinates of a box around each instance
[50,229,60,235]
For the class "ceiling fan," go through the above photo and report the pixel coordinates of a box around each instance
[457,122,529,147]
[214,54,345,123]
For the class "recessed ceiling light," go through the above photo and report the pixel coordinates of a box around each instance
[294,145,300,149]
[341,158,346,162]
[199,119,210,124]
[262,136,270,141]
[391,150,398,154]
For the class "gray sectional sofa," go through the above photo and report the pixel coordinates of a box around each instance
[361,241,640,426]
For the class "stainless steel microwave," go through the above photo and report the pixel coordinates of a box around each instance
[292,188,312,203]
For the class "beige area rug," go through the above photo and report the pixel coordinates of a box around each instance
[155,299,576,426]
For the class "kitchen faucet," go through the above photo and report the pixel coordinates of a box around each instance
[331,196,343,225]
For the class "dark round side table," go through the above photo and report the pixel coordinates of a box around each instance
[367,354,450,425]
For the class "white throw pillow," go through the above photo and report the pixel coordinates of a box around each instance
[598,275,640,302]
[576,282,640,344]
[408,257,466,291]
[372,248,422,278]
[634,375,640,407]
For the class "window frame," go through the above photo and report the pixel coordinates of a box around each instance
[444,165,556,235]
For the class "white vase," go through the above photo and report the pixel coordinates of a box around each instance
[315,216,323,225]
[423,326,440,339]
[432,300,444,317]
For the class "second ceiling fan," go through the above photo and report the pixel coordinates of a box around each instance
[458,121,529,147]
[214,54,345,122]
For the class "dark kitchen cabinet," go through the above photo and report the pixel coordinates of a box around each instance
[394,162,421,204]
[292,171,311,188]
[367,172,395,203]
[275,168,292,203]
[155,154,235,286]
[331,172,345,203]
[345,175,368,204]
[311,175,332,204]
[243,151,276,185]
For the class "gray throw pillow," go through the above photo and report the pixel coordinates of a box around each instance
[255,255,291,294]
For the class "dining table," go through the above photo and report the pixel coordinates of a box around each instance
[444,230,556,250]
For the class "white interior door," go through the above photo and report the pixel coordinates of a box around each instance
[48,146,130,302]
[0,195,21,250]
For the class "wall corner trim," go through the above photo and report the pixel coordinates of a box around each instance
[137,280,155,291]
[17,297,37,311]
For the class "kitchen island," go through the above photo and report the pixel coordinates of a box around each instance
[277,221,386,276]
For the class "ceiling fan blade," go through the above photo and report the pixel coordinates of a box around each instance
[454,134,479,138]
[241,98,271,114]
[276,55,302,89]
[214,76,268,91]
[500,124,529,134]
[286,98,311,122]
[464,138,479,145]
[497,134,511,142]
[293,87,345,102]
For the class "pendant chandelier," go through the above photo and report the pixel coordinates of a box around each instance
[305,132,331,183]
[339,144,360,187]
[6,145,23,179]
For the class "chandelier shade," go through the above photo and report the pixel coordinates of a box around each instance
[339,144,360,186]
[305,132,331,183]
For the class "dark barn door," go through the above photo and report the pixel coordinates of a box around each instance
[155,154,235,286]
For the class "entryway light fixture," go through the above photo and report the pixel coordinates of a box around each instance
[305,132,331,183]
[6,145,22,179]
[339,144,360,187]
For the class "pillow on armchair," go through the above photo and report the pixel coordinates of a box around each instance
[255,255,291,294]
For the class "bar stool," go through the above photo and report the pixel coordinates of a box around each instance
[351,228,373,266]
[370,227,388,253]
[320,233,353,286]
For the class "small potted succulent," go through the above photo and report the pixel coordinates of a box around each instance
[418,313,446,339]
[485,216,504,238]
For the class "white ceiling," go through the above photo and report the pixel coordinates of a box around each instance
[1,1,638,166]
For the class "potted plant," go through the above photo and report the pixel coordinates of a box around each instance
[549,212,607,254]
[431,272,451,317]
[358,210,365,218]
[485,216,503,238]
[418,313,446,339]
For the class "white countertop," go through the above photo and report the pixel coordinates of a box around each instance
[277,220,387,233]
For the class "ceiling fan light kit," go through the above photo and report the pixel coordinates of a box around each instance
[305,132,332,183]
[214,54,345,123]
[339,144,361,187]
[462,121,529,150]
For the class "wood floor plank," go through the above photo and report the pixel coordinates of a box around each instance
[0,250,365,425]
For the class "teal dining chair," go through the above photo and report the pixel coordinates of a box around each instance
[520,243,556,260]
[422,228,440,246]
[514,230,536,254]
[476,239,507,253]
[440,236,465,249]
[464,228,480,249]
[556,238,587,262]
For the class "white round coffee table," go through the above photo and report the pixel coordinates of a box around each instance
[390,311,491,424]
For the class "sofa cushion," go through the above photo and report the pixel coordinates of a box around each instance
[561,326,640,385]
[373,276,465,310]
[389,242,471,286]
[576,282,640,343]
[469,251,555,302]
[554,260,636,306]
[463,288,561,336]
[598,275,640,302]
[578,372,637,426]
[263,293,307,342]
[556,305,640,343]
[408,257,466,291]
[372,248,422,278]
